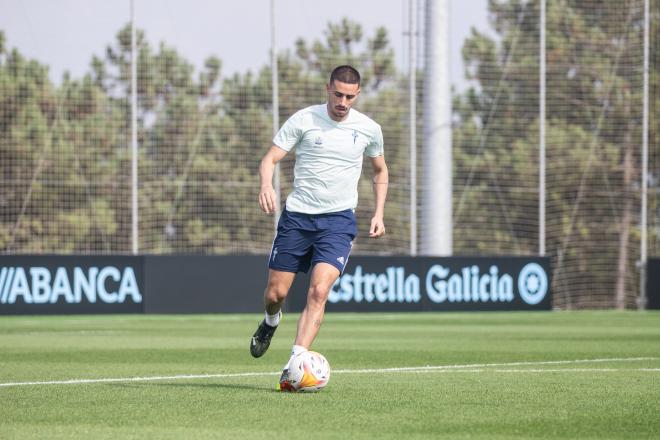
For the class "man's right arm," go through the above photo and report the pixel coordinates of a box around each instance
[258,145,288,214]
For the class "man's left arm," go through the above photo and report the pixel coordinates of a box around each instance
[369,155,388,238]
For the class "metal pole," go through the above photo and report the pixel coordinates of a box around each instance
[130,0,139,254]
[639,0,649,309]
[271,0,281,230]
[409,0,417,256]
[539,0,546,256]
[422,0,452,256]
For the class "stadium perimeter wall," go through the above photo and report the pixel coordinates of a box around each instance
[0,256,553,315]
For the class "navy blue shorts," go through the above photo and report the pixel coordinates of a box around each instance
[269,209,358,274]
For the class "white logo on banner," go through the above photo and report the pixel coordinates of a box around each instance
[425,265,514,303]
[517,263,548,305]
[328,265,420,304]
[0,266,142,305]
[329,262,549,306]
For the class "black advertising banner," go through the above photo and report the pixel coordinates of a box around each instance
[0,255,144,315]
[143,255,268,313]
[0,255,550,315]
[289,256,552,312]
[647,258,660,310]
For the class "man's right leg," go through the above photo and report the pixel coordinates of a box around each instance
[250,269,296,358]
[278,262,340,391]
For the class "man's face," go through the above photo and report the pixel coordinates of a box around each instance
[326,80,360,121]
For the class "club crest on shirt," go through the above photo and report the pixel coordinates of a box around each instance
[314,136,323,145]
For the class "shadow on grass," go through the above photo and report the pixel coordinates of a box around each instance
[109,381,278,392]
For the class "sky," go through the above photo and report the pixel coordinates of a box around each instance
[0,0,493,89]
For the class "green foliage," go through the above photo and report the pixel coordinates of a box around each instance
[453,0,656,306]
[1,19,401,254]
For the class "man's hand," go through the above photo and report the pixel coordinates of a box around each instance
[369,216,385,238]
[368,155,387,239]
[259,186,277,214]
[258,146,288,215]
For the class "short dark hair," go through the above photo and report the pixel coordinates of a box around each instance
[330,65,361,86]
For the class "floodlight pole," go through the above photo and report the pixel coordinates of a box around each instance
[130,0,139,254]
[271,0,281,231]
[421,0,452,256]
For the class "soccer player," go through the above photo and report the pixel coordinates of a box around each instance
[249,65,388,390]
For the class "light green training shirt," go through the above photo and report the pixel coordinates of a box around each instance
[273,104,384,215]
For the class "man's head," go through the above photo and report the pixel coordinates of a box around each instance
[326,65,361,122]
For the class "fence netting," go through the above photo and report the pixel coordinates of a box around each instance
[0,0,658,308]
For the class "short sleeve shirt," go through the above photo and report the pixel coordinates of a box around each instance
[273,104,384,214]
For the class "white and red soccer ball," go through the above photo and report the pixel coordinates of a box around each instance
[287,351,331,392]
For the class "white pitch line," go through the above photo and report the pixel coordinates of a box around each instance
[331,357,659,374]
[396,368,660,373]
[0,357,657,388]
[0,371,279,388]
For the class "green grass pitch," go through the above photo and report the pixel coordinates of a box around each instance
[1,311,659,439]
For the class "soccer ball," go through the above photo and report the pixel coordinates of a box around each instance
[287,351,331,392]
